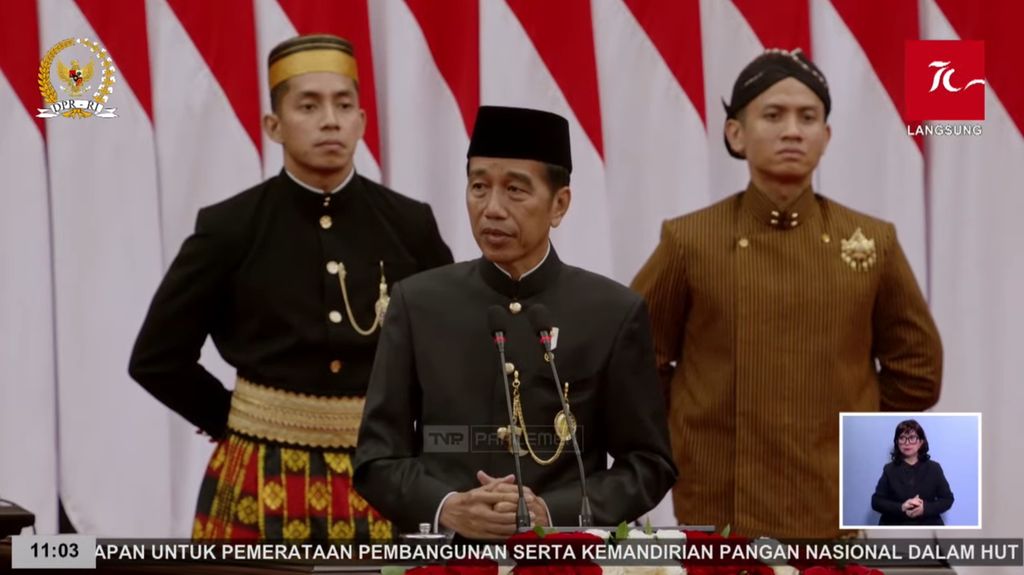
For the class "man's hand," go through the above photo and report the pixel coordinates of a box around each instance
[438,472,521,539]
[478,471,551,527]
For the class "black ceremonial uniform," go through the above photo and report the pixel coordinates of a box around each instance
[129,170,452,540]
[353,248,677,531]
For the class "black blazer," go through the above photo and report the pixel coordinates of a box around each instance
[353,249,677,532]
[871,459,954,525]
[129,172,452,437]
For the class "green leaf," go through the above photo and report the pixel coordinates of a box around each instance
[720,524,732,538]
[381,566,407,575]
[643,517,653,536]
[615,521,630,541]
[533,525,547,538]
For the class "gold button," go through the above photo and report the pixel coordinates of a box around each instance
[738,238,749,248]
[504,362,515,375]
[790,221,799,228]
[320,215,333,229]
[770,210,780,217]
[791,212,799,219]
[329,360,342,374]
[326,261,339,275]
[328,310,343,323]
[770,219,779,225]
[509,302,522,314]
[822,233,831,243]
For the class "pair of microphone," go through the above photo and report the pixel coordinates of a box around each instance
[487,303,593,529]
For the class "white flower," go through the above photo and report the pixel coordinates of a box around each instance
[627,529,654,540]
[584,528,612,540]
[771,566,799,575]
[653,529,686,540]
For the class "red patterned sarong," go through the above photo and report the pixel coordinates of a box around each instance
[192,433,393,541]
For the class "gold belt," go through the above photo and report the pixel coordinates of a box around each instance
[226,377,365,448]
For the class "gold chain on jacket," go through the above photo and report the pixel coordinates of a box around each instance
[505,369,576,466]
[336,261,390,336]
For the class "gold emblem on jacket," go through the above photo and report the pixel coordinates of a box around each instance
[840,228,876,271]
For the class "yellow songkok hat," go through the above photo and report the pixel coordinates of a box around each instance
[267,34,358,89]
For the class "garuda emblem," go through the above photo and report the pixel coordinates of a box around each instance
[57,58,94,97]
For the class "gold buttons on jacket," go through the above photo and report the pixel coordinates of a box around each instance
[504,362,515,375]
[509,302,522,314]
[328,311,343,323]
[326,261,339,275]
[738,238,750,248]
[320,215,333,229]
[329,360,343,374]
[822,233,832,244]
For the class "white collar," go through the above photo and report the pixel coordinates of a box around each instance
[285,166,355,195]
[493,242,551,280]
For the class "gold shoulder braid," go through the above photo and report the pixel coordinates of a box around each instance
[336,261,390,336]
[498,369,576,466]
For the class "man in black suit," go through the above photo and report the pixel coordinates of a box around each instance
[354,106,676,539]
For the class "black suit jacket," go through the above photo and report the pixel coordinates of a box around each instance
[353,249,677,532]
[872,459,954,525]
[129,171,453,437]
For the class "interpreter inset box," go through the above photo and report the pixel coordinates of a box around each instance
[839,412,981,529]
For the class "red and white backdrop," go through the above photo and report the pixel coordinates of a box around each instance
[1,0,1020,558]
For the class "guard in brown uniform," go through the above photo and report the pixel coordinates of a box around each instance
[631,48,942,538]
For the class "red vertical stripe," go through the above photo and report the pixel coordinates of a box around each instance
[0,0,44,136]
[406,0,480,135]
[506,0,604,157]
[831,0,922,150]
[935,0,1024,137]
[167,0,262,155]
[624,0,706,125]
[276,0,381,161]
[733,0,812,58]
[76,0,152,121]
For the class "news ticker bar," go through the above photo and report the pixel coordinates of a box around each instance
[10,535,1024,569]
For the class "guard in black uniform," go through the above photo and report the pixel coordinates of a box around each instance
[129,34,452,541]
[354,106,676,539]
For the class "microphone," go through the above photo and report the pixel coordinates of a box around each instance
[487,305,531,531]
[526,304,593,527]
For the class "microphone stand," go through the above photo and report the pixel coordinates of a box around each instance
[493,330,532,531]
[539,330,593,527]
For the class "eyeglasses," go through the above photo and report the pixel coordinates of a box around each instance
[898,435,921,445]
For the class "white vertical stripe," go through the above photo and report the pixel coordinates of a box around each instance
[368,0,474,260]
[921,0,1024,565]
[40,0,170,536]
[700,0,762,201]
[811,0,929,288]
[594,0,710,285]
[0,72,58,534]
